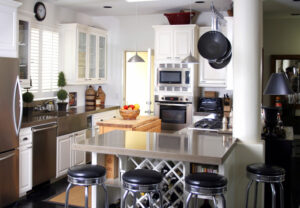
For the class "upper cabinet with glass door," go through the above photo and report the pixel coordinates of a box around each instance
[18,18,31,88]
[60,24,107,85]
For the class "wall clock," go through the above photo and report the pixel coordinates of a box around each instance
[34,2,46,21]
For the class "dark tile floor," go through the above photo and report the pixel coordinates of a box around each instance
[6,178,80,208]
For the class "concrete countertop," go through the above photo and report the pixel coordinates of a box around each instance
[73,129,237,165]
[21,105,120,128]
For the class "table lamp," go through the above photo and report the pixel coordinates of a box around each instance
[263,72,294,138]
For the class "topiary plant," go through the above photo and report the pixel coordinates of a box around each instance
[23,91,34,103]
[57,89,68,101]
[58,71,66,88]
[57,71,68,102]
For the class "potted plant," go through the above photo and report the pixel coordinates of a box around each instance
[23,90,34,116]
[57,71,68,111]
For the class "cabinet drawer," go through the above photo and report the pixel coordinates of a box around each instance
[19,128,32,146]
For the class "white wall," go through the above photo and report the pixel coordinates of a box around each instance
[17,0,93,106]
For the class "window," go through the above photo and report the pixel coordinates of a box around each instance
[30,25,59,98]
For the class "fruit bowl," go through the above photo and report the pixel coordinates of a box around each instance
[119,109,140,120]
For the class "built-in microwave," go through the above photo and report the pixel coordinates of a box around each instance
[157,67,190,87]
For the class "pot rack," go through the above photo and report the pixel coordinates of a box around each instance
[210,3,227,31]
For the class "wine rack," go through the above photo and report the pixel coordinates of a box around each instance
[127,157,186,208]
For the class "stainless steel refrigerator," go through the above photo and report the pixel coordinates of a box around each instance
[0,58,22,207]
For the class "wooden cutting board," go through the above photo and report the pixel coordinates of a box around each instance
[96,116,159,129]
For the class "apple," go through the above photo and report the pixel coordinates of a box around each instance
[129,105,135,109]
[123,105,128,110]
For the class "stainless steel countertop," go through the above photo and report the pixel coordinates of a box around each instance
[73,129,237,165]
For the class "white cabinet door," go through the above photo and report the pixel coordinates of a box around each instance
[71,131,86,166]
[77,31,87,80]
[56,134,72,177]
[155,29,173,61]
[19,145,32,196]
[198,26,228,87]
[98,35,106,80]
[0,1,21,58]
[173,28,192,60]
[88,34,97,80]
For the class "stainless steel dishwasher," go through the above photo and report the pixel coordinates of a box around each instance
[32,122,57,186]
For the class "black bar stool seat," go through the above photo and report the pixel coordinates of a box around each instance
[245,163,285,208]
[65,164,108,208]
[122,169,163,208]
[185,173,227,208]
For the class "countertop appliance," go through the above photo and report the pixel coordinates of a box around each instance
[0,58,23,207]
[154,95,192,131]
[32,122,57,187]
[190,113,222,132]
[197,97,223,114]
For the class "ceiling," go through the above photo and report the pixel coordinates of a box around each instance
[48,0,232,16]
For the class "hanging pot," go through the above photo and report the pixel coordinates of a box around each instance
[209,53,232,69]
[197,31,228,60]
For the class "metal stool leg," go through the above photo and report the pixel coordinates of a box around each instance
[221,194,226,208]
[212,196,218,208]
[271,183,276,208]
[132,192,137,208]
[84,186,89,208]
[185,192,193,208]
[102,183,108,208]
[122,190,129,208]
[158,190,163,208]
[147,193,153,208]
[194,194,198,208]
[279,183,284,208]
[65,183,73,208]
[254,181,259,208]
[245,180,253,208]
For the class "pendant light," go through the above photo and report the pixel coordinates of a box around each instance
[128,3,145,63]
[181,0,199,64]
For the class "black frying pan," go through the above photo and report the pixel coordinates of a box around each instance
[198,31,228,60]
[209,53,232,69]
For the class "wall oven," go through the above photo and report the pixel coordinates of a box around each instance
[154,95,192,131]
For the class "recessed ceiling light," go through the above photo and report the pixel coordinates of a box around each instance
[291,13,300,16]
[103,6,112,8]
[195,1,205,3]
[126,0,158,2]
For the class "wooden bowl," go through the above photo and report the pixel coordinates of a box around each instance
[119,109,140,120]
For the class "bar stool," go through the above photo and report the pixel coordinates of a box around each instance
[185,172,227,208]
[245,163,285,208]
[121,169,163,208]
[65,164,108,208]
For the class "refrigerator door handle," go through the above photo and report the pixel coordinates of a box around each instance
[0,152,15,161]
[17,76,23,134]
[13,76,23,135]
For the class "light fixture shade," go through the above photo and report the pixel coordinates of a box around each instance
[181,52,199,64]
[263,72,294,95]
[128,52,145,63]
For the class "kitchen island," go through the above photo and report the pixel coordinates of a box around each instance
[73,129,237,208]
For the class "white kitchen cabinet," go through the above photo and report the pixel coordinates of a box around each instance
[56,134,72,177]
[56,130,86,178]
[198,17,233,88]
[71,130,86,166]
[19,127,32,197]
[60,23,107,85]
[153,25,199,63]
[0,0,21,58]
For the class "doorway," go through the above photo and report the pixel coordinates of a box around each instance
[123,50,154,116]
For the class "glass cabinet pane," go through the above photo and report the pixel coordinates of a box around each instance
[78,32,87,79]
[89,34,96,79]
[19,20,29,80]
[98,36,106,79]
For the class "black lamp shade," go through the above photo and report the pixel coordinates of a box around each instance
[263,73,294,95]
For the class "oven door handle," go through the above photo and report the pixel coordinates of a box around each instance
[155,103,191,107]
